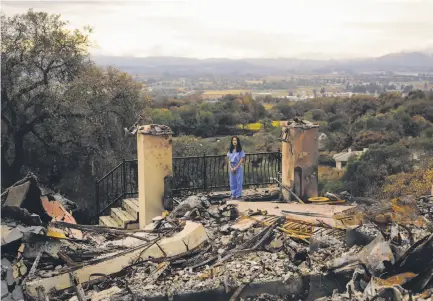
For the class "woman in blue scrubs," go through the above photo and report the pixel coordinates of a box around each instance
[227,136,245,199]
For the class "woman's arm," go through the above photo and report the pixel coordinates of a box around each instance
[234,150,245,170]
[228,157,235,172]
[234,157,244,170]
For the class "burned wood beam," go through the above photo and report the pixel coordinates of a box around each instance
[51,221,154,242]
[58,251,77,267]
[69,272,87,301]
[28,242,47,279]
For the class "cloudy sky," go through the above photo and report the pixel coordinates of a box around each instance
[2,0,433,59]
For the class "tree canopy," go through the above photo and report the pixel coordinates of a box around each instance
[1,10,148,215]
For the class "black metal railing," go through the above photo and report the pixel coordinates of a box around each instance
[95,159,138,216]
[172,152,282,192]
[95,151,281,216]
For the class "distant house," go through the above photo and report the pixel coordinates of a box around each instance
[318,133,328,150]
[333,148,368,170]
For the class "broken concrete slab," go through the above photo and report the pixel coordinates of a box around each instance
[1,225,23,246]
[25,221,208,297]
[326,233,394,276]
[3,181,31,207]
[358,234,394,276]
[1,258,16,287]
[2,280,9,298]
[1,225,46,246]
[11,285,24,300]
[2,295,13,301]
[228,201,355,227]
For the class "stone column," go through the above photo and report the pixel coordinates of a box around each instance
[280,120,319,202]
[137,124,173,228]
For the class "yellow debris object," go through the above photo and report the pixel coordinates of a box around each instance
[308,197,330,202]
[12,258,27,279]
[47,227,67,239]
[262,216,314,240]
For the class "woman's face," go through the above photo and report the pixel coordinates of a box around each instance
[232,137,238,146]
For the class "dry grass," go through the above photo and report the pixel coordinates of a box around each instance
[318,166,344,180]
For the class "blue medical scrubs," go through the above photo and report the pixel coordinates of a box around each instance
[227,150,245,198]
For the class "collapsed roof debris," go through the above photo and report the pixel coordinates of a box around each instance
[137,124,173,136]
[1,173,83,301]
[1,172,433,301]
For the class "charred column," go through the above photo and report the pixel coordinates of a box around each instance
[279,119,319,202]
[136,124,173,228]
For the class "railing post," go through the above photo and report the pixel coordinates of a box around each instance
[95,179,100,219]
[122,158,127,198]
[277,148,282,172]
[203,151,207,191]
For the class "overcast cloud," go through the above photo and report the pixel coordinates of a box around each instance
[2,0,433,59]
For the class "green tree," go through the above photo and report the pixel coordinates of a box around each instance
[151,108,183,134]
[342,144,411,196]
[261,117,274,132]
[195,110,217,137]
[1,11,148,216]
[49,65,148,198]
[1,10,91,187]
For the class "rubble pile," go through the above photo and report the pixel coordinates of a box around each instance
[1,175,433,301]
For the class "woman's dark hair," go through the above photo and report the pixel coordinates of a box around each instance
[229,136,242,153]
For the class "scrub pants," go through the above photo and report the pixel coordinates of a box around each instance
[229,162,243,198]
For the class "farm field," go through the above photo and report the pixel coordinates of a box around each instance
[397,82,433,90]
[237,121,283,131]
[202,89,290,98]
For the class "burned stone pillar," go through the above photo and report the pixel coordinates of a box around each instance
[136,124,173,228]
[280,120,319,202]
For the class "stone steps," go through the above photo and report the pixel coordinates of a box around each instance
[99,216,119,228]
[122,198,139,220]
[98,198,139,229]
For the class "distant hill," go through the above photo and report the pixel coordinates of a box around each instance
[92,52,433,76]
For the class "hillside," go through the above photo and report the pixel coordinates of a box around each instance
[92,52,433,76]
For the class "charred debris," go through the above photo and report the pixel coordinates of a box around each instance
[1,174,433,301]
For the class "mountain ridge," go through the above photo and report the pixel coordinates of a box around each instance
[92,52,433,76]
